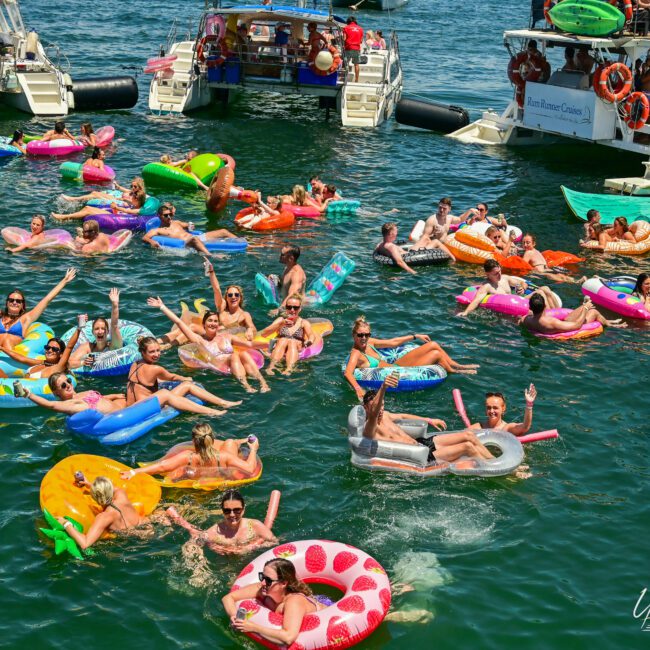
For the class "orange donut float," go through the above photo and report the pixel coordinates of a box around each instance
[455,229,495,252]
[446,234,494,265]
[235,207,295,231]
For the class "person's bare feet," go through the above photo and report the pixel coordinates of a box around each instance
[385,609,433,624]
[605,319,628,328]
[222,399,242,408]
[260,382,271,393]
[243,383,257,394]
[265,367,275,376]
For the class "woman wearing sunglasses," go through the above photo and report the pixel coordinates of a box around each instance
[0,268,77,351]
[470,384,537,436]
[148,297,270,393]
[120,423,260,482]
[3,315,84,379]
[223,557,326,645]
[204,258,257,339]
[60,177,146,209]
[167,489,277,555]
[345,316,479,400]
[258,295,316,376]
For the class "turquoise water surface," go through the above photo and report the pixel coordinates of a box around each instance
[0,0,649,648]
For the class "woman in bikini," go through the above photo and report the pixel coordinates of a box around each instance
[582,216,636,250]
[259,294,316,376]
[69,288,123,369]
[51,188,146,221]
[224,556,328,645]
[148,297,269,393]
[344,316,479,400]
[83,146,105,171]
[79,122,97,147]
[121,423,260,482]
[60,177,146,208]
[125,336,241,415]
[56,476,148,550]
[168,489,277,556]
[281,185,320,210]
[0,268,76,355]
[632,272,650,310]
[6,214,51,254]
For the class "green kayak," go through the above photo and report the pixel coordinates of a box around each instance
[549,0,625,36]
[561,185,650,224]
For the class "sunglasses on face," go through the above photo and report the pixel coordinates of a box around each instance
[286,305,300,311]
[477,207,486,212]
[7,297,24,304]
[258,572,280,587]
[57,380,72,391]
[45,345,61,353]
[226,292,240,298]
[223,507,243,515]
[82,229,96,235]
[161,213,172,218]
[356,332,371,338]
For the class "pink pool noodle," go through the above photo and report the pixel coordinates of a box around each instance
[519,430,559,444]
[453,389,471,427]
[264,490,281,530]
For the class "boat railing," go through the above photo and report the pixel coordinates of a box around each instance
[43,42,70,73]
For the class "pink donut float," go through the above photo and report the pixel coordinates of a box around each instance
[1,227,73,250]
[82,164,115,183]
[282,204,321,219]
[529,308,603,340]
[27,139,85,156]
[178,341,265,375]
[231,539,391,650]
[93,126,115,148]
[456,286,562,317]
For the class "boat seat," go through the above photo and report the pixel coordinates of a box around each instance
[547,70,589,90]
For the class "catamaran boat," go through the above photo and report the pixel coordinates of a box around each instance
[148,0,403,127]
[448,2,650,194]
[0,0,72,115]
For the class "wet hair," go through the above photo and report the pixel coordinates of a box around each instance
[11,129,23,143]
[46,337,65,355]
[54,121,66,134]
[90,146,102,159]
[48,372,69,394]
[586,209,599,222]
[352,315,370,334]
[324,184,337,194]
[90,476,114,508]
[483,259,500,273]
[157,202,174,217]
[225,285,245,308]
[31,214,45,227]
[614,216,629,231]
[3,289,26,317]
[202,310,220,325]
[634,272,650,295]
[381,222,397,237]
[439,197,452,208]
[529,293,546,315]
[137,336,159,354]
[84,220,100,234]
[81,122,94,135]
[522,232,536,244]
[362,389,378,406]
[192,423,219,464]
[221,489,245,509]
[263,558,313,595]
[92,316,109,331]
[282,245,300,262]
[292,185,306,206]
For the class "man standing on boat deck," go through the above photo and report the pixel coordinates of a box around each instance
[343,16,363,83]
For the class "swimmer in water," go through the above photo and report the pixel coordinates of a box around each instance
[6,214,50,254]
[470,384,537,436]
[521,233,586,284]
[83,146,106,170]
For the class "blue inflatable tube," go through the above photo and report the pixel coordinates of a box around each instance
[0,137,23,157]
[0,375,77,408]
[145,217,248,253]
[87,194,160,216]
[326,200,360,215]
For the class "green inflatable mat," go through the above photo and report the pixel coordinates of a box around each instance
[142,153,223,190]
[561,185,650,224]
[549,0,625,37]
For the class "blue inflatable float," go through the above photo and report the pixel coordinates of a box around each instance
[145,217,248,253]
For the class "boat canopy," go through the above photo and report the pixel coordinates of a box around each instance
[503,28,639,49]
[208,5,346,26]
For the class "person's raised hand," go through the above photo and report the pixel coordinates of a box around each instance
[147,296,164,309]
[109,287,120,305]
[524,383,537,406]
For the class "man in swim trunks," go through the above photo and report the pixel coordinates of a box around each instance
[74,220,112,254]
[362,374,494,463]
[277,245,306,311]
[421,197,462,242]
[459,259,560,316]
[520,233,586,284]
[522,294,627,333]
[143,202,237,255]
[375,222,453,275]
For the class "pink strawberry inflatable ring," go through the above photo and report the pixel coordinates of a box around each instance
[230,539,391,650]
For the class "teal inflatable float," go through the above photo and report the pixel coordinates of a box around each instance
[561,185,650,224]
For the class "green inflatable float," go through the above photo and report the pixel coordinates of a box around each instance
[142,153,224,190]
[561,185,650,224]
[39,508,94,560]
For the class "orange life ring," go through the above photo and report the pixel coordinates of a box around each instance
[196,34,221,63]
[624,0,633,21]
[598,62,633,103]
[309,45,342,77]
[622,92,650,129]
[544,0,554,23]
[508,51,544,107]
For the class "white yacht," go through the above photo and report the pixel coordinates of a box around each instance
[148,0,403,127]
[0,0,72,115]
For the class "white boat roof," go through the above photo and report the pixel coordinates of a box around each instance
[209,4,346,26]
[503,28,645,48]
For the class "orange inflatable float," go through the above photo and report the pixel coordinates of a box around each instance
[235,207,295,231]
[206,165,235,212]
[449,232,533,271]
[40,454,161,533]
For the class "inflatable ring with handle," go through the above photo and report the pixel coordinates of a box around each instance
[622,92,650,130]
